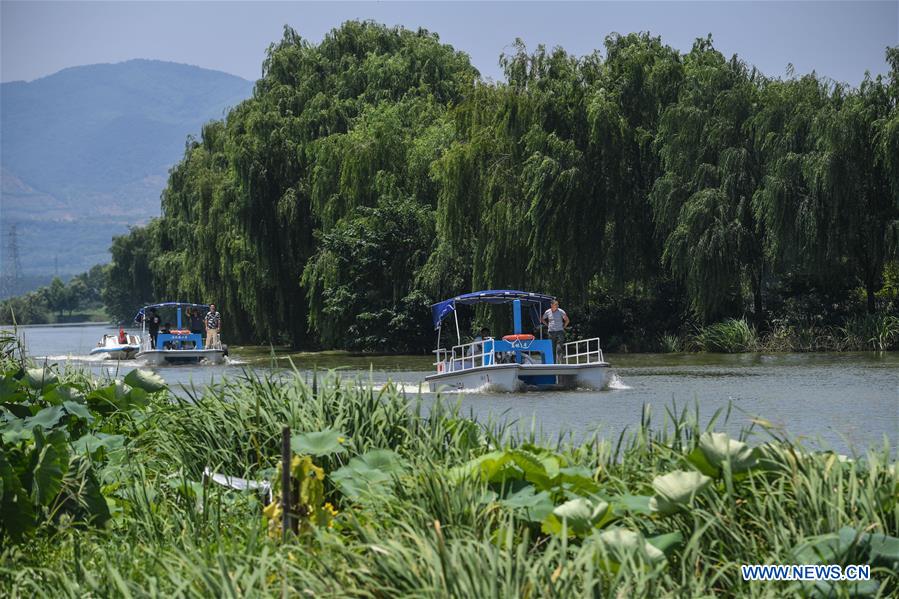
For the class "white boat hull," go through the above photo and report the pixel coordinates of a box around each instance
[426,362,611,392]
[135,349,226,366]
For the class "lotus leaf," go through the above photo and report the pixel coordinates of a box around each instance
[542,497,611,536]
[0,376,23,402]
[557,465,600,496]
[646,531,684,556]
[24,368,58,389]
[650,470,711,514]
[62,401,94,422]
[508,448,557,487]
[291,429,347,456]
[595,528,666,566]
[610,494,654,516]
[31,428,69,506]
[499,485,554,522]
[0,451,36,540]
[451,451,519,484]
[43,384,85,406]
[698,432,758,472]
[790,526,899,575]
[72,433,125,456]
[23,405,65,431]
[62,457,111,527]
[86,381,130,413]
[1,417,31,443]
[331,449,405,500]
[123,369,166,393]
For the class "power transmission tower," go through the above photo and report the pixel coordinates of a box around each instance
[2,223,23,297]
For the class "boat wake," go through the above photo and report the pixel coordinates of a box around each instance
[35,354,110,364]
[606,373,631,390]
[372,381,429,394]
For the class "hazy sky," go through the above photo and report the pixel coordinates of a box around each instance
[2,1,897,85]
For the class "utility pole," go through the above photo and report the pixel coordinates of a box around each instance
[1,223,22,297]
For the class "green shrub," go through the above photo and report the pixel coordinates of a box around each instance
[695,318,758,352]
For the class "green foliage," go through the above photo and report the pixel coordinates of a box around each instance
[1,265,109,325]
[104,224,157,323]
[103,24,899,351]
[1,332,897,596]
[0,353,168,541]
[694,318,759,352]
[290,428,346,457]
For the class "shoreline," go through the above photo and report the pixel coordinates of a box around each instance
[9,321,112,329]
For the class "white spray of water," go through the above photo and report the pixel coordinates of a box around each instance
[606,372,631,390]
[37,354,109,364]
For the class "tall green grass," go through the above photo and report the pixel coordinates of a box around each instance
[658,313,899,353]
[1,346,896,596]
[694,318,759,353]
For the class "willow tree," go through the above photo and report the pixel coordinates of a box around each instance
[148,22,477,346]
[104,223,159,323]
[876,47,899,269]
[751,74,832,275]
[651,37,765,322]
[154,121,262,341]
[429,41,607,307]
[586,33,683,292]
[806,75,897,312]
[302,98,455,348]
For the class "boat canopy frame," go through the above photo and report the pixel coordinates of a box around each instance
[133,302,210,324]
[431,290,555,346]
[134,302,211,334]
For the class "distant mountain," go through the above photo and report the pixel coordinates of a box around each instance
[0,60,253,279]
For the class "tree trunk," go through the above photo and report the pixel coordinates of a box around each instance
[752,265,764,327]
[866,280,876,314]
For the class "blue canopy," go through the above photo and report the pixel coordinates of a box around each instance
[430,290,555,330]
[133,302,210,323]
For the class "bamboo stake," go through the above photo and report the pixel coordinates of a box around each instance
[281,426,291,540]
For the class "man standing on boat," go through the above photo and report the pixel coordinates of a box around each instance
[205,303,222,349]
[542,299,569,362]
[147,308,161,349]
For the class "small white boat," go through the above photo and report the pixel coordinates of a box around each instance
[89,331,140,360]
[425,290,611,392]
[133,302,226,366]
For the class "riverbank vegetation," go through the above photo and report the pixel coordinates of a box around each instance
[1,334,896,596]
[0,265,109,325]
[95,22,899,351]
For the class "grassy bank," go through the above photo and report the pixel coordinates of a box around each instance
[0,332,896,597]
[650,314,899,354]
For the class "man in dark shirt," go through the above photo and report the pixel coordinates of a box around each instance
[188,308,204,335]
[147,308,161,349]
[204,304,222,349]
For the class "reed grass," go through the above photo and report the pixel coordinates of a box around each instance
[654,313,899,353]
[0,349,896,597]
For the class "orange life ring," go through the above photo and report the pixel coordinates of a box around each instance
[502,334,535,341]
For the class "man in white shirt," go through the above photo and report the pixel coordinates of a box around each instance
[204,303,222,349]
[542,300,569,362]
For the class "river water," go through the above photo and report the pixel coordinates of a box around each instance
[12,323,898,454]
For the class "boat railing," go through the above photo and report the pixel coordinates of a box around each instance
[433,338,495,373]
[563,337,604,364]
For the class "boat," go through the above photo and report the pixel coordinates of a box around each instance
[89,328,140,359]
[425,290,611,392]
[133,302,226,366]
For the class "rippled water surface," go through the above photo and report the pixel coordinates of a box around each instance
[16,323,898,453]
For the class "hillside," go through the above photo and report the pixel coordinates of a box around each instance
[0,59,253,282]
